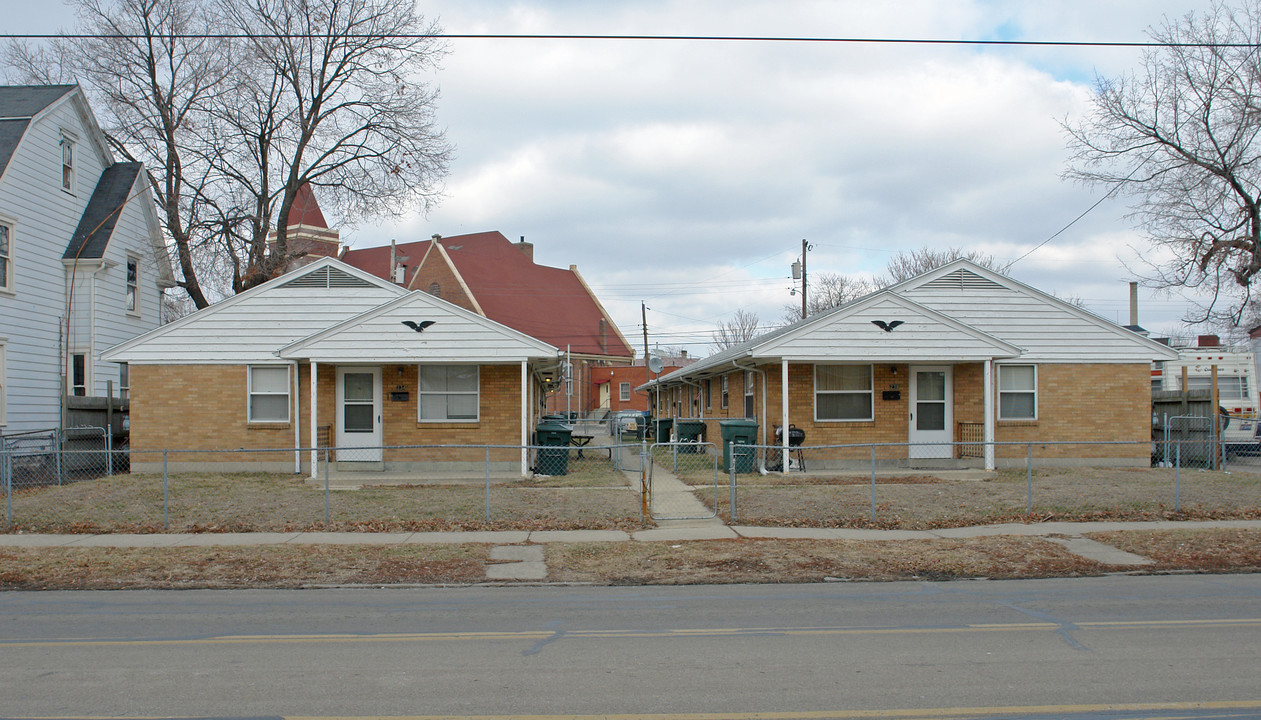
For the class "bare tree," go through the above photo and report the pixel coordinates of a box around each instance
[1065,2,1261,324]
[712,308,764,349]
[5,0,451,305]
[778,271,873,325]
[878,247,1010,287]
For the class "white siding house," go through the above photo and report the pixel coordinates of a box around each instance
[0,85,174,436]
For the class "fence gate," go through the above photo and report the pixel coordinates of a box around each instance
[648,442,719,521]
[1163,415,1223,469]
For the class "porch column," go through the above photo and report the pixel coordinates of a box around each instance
[521,360,529,476]
[984,358,995,471]
[292,360,301,474]
[309,360,319,479]
[781,359,790,475]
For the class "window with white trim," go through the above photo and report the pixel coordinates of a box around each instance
[248,365,291,423]
[619,382,630,402]
[998,365,1037,420]
[69,352,88,396]
[721,375,729,409]
[0,220,12,293]
[60,133,75,193]
[815,365,873,421]
[119,363,130,401]
[125,256,139,313]
[418,365,479,421]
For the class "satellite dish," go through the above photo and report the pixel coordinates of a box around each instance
[647,355,665,374]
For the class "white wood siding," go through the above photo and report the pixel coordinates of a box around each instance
[757,295,1018,362]
[280,291,557,363]
[104,284,405,364]
[0,95,107,432]
[899,283,1172,363]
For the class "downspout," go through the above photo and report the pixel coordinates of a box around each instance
[781,360,789,475]
[734,359,768,469]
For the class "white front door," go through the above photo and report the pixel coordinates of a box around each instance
[909,366,952,459]
[599,383,610,409]
[336,367,382,462]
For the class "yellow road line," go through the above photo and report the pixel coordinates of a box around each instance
[3,618,1259,649]
[12,700,1261,719]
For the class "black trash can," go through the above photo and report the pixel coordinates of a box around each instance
[719,418,759,473]
[675,419,706,452]
[652,418,673,442]
[535,420,573,476]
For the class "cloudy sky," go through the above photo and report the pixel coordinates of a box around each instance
[11,0,1223,354]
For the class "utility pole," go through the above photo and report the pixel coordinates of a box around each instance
[642,302,650,414]
[801,238,808,319]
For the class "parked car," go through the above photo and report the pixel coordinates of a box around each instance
[609,410,650,437]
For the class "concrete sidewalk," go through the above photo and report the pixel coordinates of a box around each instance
[4,519,1259,548]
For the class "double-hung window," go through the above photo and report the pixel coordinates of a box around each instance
[248,365,291,423]
[720,375,729,409]
[419,365,479,421]
[0,221,11,293]
[998,365,1037,420]
[60,133,75,193]
[125,256,139,313]
[704,379,712,410]
[815,365,873,421]
[619,382,631,402]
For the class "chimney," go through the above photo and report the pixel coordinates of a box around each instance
[680,350,687,359]
[1198,334,1221,347]
[517,235,534,262]
[1129,282,1139,327]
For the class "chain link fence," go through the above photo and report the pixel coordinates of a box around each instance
[7,437,1260,533]
[701,440,1261,527]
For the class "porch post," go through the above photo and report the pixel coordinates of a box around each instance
[984,358,995,471]
[309,360,319,479]
[781,359,790,475]
[521,360,529,476]
[292,360,301,474]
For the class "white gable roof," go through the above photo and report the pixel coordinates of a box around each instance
[756,292,1021,362]
[895,260,1180,363]
[278,289,558,363]
[102,258,405,364]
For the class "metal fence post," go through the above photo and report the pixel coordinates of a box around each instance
[4,442,11,530]
[105,429,113,478]
[485,445,491,522]
[55,429,63,486]
[162,449,169,530]
[324,447,331,525]
[870,444,877,522]
[1026,442,1033,515]
[729,448,738,524]
[1175,442,1181,512]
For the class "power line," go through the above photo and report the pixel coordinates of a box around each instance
[0,32,1246,48]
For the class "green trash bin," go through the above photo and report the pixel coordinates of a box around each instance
[652,418,673,443]
[535,420,573,476]
[675,419,706,453]
[719,419,759,473]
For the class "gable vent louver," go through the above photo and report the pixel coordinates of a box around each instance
[282,266,375,289]
[922,269,1005,291]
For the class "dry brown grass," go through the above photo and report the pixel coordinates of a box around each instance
[0,545,490,590]
[698,466,1261,529]
[4,471,647,534]
[1086,528,1261,572]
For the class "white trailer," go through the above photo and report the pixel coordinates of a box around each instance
[1151,344,1260,445]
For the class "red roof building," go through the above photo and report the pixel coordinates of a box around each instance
[342,231,637,416]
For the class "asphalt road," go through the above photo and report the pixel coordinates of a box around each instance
[2,574,1260,719]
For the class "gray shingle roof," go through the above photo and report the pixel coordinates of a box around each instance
[64,162,143,260]
[0,85,76,178]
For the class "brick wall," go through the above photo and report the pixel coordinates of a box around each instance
[130,362,528,465]
[670,361,1151,456]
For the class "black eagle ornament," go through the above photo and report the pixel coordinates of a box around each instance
[871,320,903,332]
[402,320,436,333]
